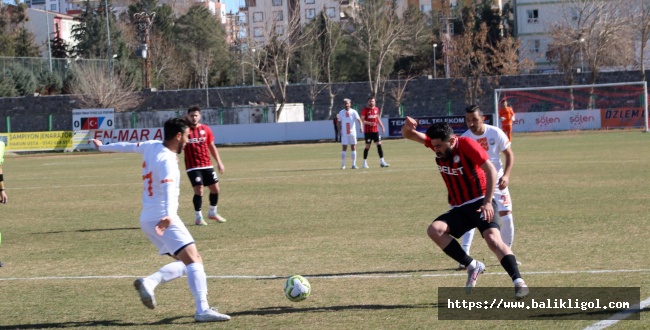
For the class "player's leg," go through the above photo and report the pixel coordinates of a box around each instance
[202,169,225,223]
[429,209,476,270]
[456,228,476,270]
[341,141,348,169]
[188,170,207,225]
[495,187,514,249]
[375,134,389,167]
[350,137,358,169]
[362,135,371,168]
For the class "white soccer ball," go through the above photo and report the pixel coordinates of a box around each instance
[284,275,311,302]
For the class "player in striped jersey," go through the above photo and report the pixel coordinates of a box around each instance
[401,118,528,299]
[361,97,389,168]
[90,117,230,322]
[184,106,226,225]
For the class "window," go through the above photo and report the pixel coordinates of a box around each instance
[532,39,540,53]
[420,4,431,13]
[50,4,57,10]
[305,8,315,19]
[527,9,538,23]
[254,27,263,37]
[272,0,282,6]
[275,26,284,35]
[305,0,315,4]
[275,10,283,21]
[253,12,263,22]
[327,7,336,17]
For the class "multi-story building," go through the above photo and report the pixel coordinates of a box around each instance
[25,8,79,58]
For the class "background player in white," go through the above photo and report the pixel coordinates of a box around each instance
[337,98,363,169]
[90,117,230,322]
[459,105,517,269]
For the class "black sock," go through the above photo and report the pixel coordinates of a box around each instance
[363,148,369,160]
[209,193,218,207]
[377,144,384,158]
[500,254,522,281]
[442,239,473,267]
[193,194,202,211]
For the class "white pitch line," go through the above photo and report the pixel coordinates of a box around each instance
[1,268,649,281]
[583,296,650,330]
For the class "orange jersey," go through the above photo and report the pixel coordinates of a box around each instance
[499,106,515,125]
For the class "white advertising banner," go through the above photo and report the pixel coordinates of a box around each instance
[512,109,601,132]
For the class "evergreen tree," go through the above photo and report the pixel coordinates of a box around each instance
[14,26,40,57]
[50,22,68,58]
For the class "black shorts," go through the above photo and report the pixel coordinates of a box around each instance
[187,168,218,187]
[364,132,381,144]
[434,199,501,239]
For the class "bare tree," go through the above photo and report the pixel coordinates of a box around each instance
[68,63,143,112]
[387,69,420,116]
[546,0,633,84]
[351,0,428,98]
[630,1,650,80]
[244,12,314,121]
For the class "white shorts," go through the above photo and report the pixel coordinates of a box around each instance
[494,185,513,212]
[140,217,195,256]
[341,133,358,145]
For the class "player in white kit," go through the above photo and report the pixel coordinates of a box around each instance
[337,98,364,169]
[459,105,517,268]
[90,117,230,322]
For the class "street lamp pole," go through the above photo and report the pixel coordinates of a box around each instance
[252,48,255,86]
[104,0,112,79]
[579,37,585,73]
[433,43,437,79]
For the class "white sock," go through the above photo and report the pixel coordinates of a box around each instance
[514,278,525,285]
[500,214,514,248]
[209,205,217,213]
[195,211,202,219]
[186,263,210,314]
[380,157,385,163]
[352,151,357,165]
[341,151,346,166]
[468,259,477,269]
[146,260,187,288]
[461,228,475,255]
[363,159,368,165]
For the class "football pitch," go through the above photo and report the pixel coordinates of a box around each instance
[0,130,648,329]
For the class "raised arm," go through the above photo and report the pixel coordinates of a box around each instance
[90,140,140,153]
[401,116,427,145]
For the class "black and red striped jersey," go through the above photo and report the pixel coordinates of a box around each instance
[361,106,381,133]
[425,136,489,207]
[183,123,215,171]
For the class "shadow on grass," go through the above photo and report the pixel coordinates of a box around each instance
[33,227,141,235]
[230,302,440,316]
[0,316,189,329]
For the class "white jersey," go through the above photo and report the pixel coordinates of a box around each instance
[337,109,361,136]
[462,124,510,178]
[99,140,180,223]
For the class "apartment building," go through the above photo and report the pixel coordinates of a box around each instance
[25,8,79,58]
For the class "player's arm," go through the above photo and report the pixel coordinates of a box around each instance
[499,147,514,190]
[479,160,497,222]
[378,117,385,134]
[0,165,6,204]
[357,115,364,133]
[208,142,225,174]
[156,160,177,235]
[401,116,426,145]
[90,140,140,153]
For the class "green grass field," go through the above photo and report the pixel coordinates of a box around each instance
[0,130,648,329]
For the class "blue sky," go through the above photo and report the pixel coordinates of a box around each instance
[223,0,242,13]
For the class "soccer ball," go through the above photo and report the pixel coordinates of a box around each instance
[284,275,311,302]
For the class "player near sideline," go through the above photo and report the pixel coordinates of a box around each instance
[0,140,7,268]
[360,97,390,168]
[401,118,528,299]
[185,106,226,226]
[459,105,518,269]
[90,117,230,322]
[337,98,364,169]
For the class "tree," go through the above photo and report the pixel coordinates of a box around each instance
[0,1,36,57]
[174,5,230,89]
[71,0,124,59]
[245,12,314,121]
[546,0,633,84]
[630,1,650,81]
[50,22,69,58]
[14,26,40,57]
[68,63,143,111]
[351,0,428,99]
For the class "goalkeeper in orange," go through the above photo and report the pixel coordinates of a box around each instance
[499,100,515,141]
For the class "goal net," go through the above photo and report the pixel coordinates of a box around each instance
[494,82,649,133]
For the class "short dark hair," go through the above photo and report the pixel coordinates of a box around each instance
[187,106,201,114]
[425,122,454,141]
[465,105,484,116]
[367,97,375,101]
[164,116,191,141]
